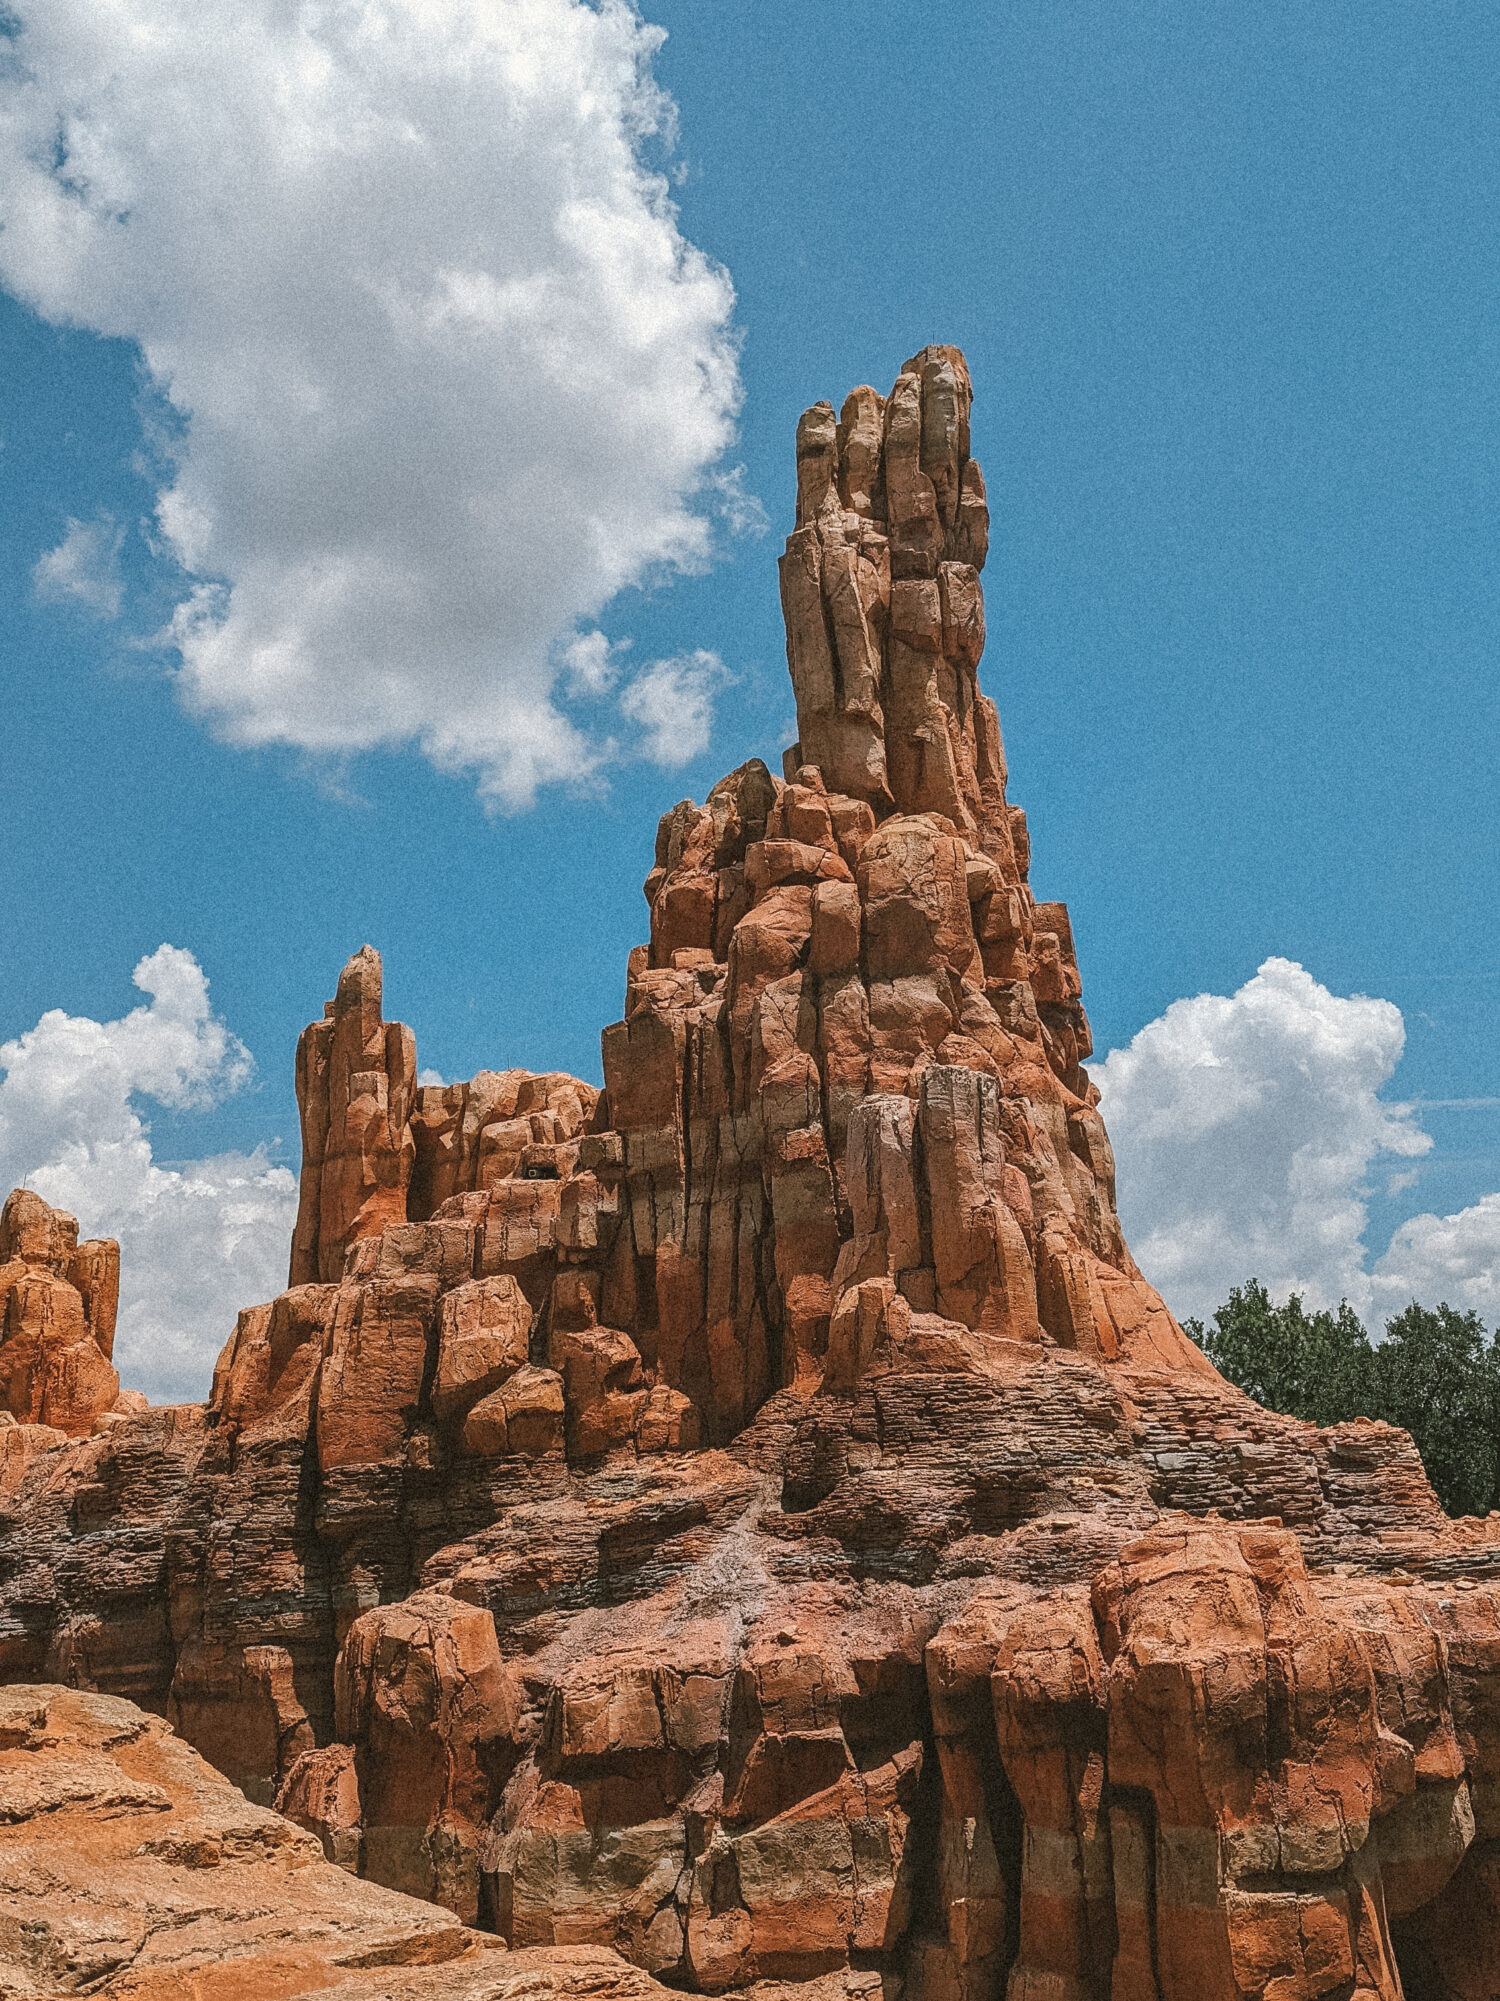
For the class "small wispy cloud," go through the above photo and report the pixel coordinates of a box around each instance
[33,516,125,618]
[619,648,731,767]
[710,464,770,539]
[562,630,628,699]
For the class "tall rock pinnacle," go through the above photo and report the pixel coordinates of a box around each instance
[290,944,416,1284]
[5,349,1500,2001]
[781,346,1008,853]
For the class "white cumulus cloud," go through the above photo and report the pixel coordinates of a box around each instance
[0,0,744,808]
[32,516,125,618]
[1090,957,1431,1321]
[619,648,728,765]
[1373,1194,1500,1322]
[0,949,296,1405]
[1093,955,1500,1328]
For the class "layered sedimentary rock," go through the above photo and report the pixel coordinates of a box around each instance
[4,349,1500,1998]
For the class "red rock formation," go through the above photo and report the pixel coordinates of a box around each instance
[5,348,1500,1999]
[290,943,418,1283]
[0,1188,119,1436]
[0,1681,675,2001]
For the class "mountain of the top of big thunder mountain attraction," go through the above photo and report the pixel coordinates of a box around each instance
[2,349,1500,2001]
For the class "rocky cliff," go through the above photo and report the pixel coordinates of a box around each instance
[3,348,1500,2000]
[0,1186,121,1438]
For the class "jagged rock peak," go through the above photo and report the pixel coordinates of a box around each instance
[290,943,417,1284]
[0,1188,121,1436]
[780,345,1008,862]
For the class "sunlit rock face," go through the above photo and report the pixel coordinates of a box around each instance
[4,350,1500,2000]
[0,1187,120,1439]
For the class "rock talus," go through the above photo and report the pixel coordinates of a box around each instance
[4,348,1500,1999]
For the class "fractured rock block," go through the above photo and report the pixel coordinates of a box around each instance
[460,1364,565,1460]
[336,1590,521,1924]
[0,1189,119,1435]
[551,1325,649,1458]
[433,1275,533,1424]
[917,1066,1038,1339]
[277,1739,363,1871]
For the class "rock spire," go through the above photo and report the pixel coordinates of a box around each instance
[0,1188,120,1437]
[3,349,1500,2000]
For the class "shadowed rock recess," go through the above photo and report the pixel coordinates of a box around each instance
[4,349,1500,2000]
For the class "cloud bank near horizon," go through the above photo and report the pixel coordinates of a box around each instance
[1092,955,1500,1328]
[0,0,745,807]
[0,949,295,1405]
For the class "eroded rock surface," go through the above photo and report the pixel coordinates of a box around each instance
[0,1680,483,1996]
[0,1681,687,2000]
[4,350,1500,1999]
[0,1189,120,1438]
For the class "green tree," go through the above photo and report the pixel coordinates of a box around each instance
[1297,1297,1375,1428]
[1186,1281,1372,1426]
[1366,1302,1499,1520]
[1188,1281,1500,1519]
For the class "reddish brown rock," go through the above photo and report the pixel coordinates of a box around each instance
[334,1589,522,1921]
[434,1276,533,1423]
[0,1188,120,1435]
[0,1681,685,2001]
[459,1363,565,1458]
[290,943,417,1283]
[7,347,1500,2000]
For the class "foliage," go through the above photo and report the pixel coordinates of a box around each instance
[1185,1284,1500,1519]
[1368,1302,1498,1520]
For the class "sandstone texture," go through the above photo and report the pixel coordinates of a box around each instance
[3,349,1500,1999]
[0,1189,121,1440]
[0,1680,678,2000]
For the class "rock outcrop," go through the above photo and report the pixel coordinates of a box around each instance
[0,1681,678,2001]
[3,348,1500,1999]
[0,1188,120,1437]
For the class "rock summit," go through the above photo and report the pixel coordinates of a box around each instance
[3,350,1500,2000]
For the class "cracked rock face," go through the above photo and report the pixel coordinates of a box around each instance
[4,349,1500,1998]
[0,1681,675,2000]
[0,1189,121,1440]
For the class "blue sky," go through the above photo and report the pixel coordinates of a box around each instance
[3,1,1499,1393]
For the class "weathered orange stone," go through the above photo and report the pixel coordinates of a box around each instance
[3,348,1499,2001]
[0,1189,119,1435]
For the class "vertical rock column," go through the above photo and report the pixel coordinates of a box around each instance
[779,344,1014,869]
[290,946,416,1284]
[0,1188,120,1434]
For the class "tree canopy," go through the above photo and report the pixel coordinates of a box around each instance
[1185,1283,1500,1519]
